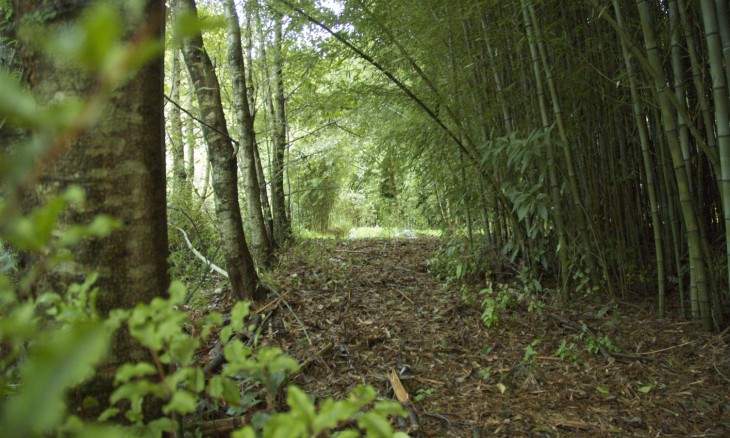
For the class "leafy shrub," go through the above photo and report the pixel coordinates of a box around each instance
[0,4,408,436]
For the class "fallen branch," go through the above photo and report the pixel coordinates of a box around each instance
[294,342,334,375]
[188,415,248,436]
[174,226,228,278]
[269,288,312,345]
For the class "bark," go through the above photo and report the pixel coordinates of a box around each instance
[14,0,168,418]
[184,73,196,197]
[177,0,262,301]
[270,12,292,244]
[169,46,188,202]
[223,0,273,266]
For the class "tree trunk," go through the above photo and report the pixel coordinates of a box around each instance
[270,12,292,244]
[14,0,168,418]
[177,0,263,301]
[169,46,189,203]
[222,0,273,267]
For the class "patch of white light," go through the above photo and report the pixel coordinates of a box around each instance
[320,0,344,16]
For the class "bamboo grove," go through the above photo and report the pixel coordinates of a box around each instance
[273,0,729,330]
[157,0,729,330]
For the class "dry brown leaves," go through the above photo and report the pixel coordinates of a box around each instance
[202,238,730,437]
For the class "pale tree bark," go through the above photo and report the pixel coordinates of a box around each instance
[177,0,264,301]
[270,11,292,244]
[222,0,273,266]
[184,74,196,196]
[245,5,274,241]
[169,46,189,202]
[14,0,168,418]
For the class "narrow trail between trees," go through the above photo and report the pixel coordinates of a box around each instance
[206,238,730,436]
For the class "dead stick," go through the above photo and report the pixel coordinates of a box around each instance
[295,342,334,374]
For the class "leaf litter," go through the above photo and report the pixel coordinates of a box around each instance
[195,238,730,437]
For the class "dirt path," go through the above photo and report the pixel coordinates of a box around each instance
[261,238,730,437]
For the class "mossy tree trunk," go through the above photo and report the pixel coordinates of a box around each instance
[14,0,168,417]
[223,0,273,267]
[177,0,263,301]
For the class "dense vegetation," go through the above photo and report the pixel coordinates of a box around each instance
[0,0,729,436]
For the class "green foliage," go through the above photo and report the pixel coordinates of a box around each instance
[234,385,408,438]
[585,334,616,356]
[0,187,122,437]
[478,286,513,329]
[573,269,600,297]
[0,6,408,437]
[413,387,434,402]
[522,339,541,365]
[579,325,617,356]
[427,237,478,284]
[554,339,579,362]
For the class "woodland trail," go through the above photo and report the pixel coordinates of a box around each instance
[209,238,730,437]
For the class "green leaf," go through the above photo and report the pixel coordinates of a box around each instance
[168,280,187,305]
[163,390,197,415]
[287,386,316,424]
[168,336,199,366]
[0,72,40,126]
[224,340,251,364]
[86,215,122,237]
[115,362,157,384]
[232,427,257,438]
[372,400,407,417]
[269,354,300,374]
[357,411,393,437]
[110,380,165,406]
[638,384,654,394]
[231,301,251,333]
[207,376,242,405]
[312,398,359,433]
[1,321,109,436]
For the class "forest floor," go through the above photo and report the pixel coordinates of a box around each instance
[196,238,730,437]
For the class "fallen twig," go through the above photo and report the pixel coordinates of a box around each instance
[295,342,334,374]
[270,287,312,345]
[188,415,248,436]
[174,226,228,278]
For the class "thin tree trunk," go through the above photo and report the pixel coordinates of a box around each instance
[169,46,188,202]
[270,12,292,244]
[184,74,196,200]
[223,0,273,266]
[177,0,263,301]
